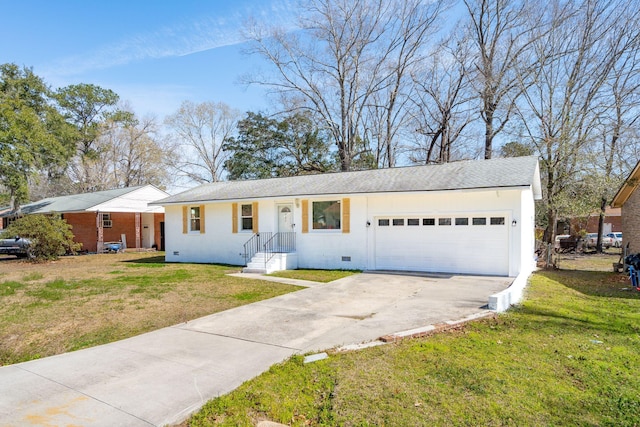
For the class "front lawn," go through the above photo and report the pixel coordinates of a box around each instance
[0,253,301,365]
[183,259,640,426]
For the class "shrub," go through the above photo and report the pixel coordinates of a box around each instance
[1,214,81,261]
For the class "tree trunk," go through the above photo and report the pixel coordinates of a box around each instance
[544,207,557,245]
[484,107,494,159]
[596,196,607,253]
[339,142,351,171]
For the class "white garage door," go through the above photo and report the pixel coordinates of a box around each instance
[374,214,509,276]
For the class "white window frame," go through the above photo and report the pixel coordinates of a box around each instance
[311,200,341,231]
[189,206,201,232]
[240,204,253,231]
[101,213,113,228]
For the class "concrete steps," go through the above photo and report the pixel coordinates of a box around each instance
[242,252,298,274]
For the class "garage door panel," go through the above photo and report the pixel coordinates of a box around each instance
[374,214,509,276]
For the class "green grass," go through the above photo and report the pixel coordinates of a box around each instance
[0,253,302,365]
[22,272,44,281]
[125,262,167,269]
[0,281,24,297]
[268,269,359,283]
[232,291,264,301]
[68,326,123,351]
[185,268,640,426]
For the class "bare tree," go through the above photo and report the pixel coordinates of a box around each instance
[590,9,640,250]
[66,138,115,192]
[244,0,445,171]
[364,0,446,167]
[464,0,547,159]
[409,32,475,165]
[64,106,171,191]
[104,114,170,189]
[164,101,239,183]
[514,0,637,243]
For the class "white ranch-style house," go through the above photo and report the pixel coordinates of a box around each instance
[153,156,541,278]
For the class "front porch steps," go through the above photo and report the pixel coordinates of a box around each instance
[243,252,298,274]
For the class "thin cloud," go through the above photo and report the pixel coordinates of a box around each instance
[43,0,299,77]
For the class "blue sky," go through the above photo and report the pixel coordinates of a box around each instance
[1,0,299,119]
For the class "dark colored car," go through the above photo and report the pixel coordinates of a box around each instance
[0,236,31,257]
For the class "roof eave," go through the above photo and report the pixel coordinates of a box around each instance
[612,160,640,208]
[532,161,543,200]
[151,185,534,206]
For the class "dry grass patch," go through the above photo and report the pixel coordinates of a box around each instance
[0,253,301,365]
[555,250,622,272]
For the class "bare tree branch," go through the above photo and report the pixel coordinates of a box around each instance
[243,0,445,170]
[164,101,240,183]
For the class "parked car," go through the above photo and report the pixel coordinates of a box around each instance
[0,236,31,257]
[585,233,614,249]
[606,232,623,248]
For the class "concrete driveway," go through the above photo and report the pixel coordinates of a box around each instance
[0,272,510,426]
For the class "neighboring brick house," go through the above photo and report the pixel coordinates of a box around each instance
[554,207,621,238]
[585,207,622,234]
[1,185,169,253]
[612,160,640,252]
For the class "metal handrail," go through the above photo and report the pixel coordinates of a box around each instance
[243,232,272,266]
[262,232,296,270]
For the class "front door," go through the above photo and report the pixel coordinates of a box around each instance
[278,204,294,233]
[277,204,294,252]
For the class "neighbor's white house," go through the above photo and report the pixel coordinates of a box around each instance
[152,156,542,278]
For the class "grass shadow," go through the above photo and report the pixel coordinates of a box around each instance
[122,255,166,264]
[537,270,640,300]
[514,303,640,336]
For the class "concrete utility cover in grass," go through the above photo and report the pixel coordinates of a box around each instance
[257,421,289,427]
[304,352,328,363]
[0,272,510,426]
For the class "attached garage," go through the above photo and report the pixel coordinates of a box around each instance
[155,156,542,282]
[374,213,510,275]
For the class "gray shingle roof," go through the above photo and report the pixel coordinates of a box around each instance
[3,186,146,216]
[155,156,541,205]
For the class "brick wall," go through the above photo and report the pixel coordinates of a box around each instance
[64,212,99,252]
[64,212,142,253]
[586,214,622,233]
[622,189,640,253]
[104,212,138,249]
